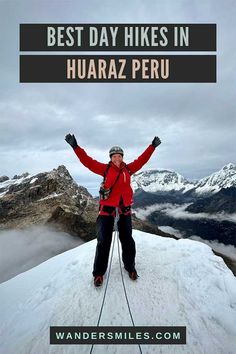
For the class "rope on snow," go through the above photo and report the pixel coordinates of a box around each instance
[90,208,142,354]
[89,217,116,354]
[116,229,143,354]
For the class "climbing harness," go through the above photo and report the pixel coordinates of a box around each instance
[99,162,131,200]
[90,208,142,354]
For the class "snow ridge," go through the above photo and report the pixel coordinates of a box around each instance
[195,163,236,194]
[0,231,236,354]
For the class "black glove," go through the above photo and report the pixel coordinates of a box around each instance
[65,134,78,149]
[152,136,161,148]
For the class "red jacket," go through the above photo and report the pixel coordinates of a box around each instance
[74,144,155,207]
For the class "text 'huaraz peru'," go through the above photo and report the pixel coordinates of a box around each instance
[66,58,169,80]
[48,26,183,80]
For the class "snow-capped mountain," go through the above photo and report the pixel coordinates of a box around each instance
[194,163,236,194]
[0,165,98,239]
[0,230,236,354]
[132,163,236,195]
[132,169,195,193]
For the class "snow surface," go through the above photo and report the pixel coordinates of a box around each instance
[189,236,236,262]
[30,177,38,184]
[157,227,236,262]
[38,192,64,201]
[0,174,33,189]
[0,230,236,354]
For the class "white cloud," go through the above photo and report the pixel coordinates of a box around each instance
[0,0,235,191]
[135,203,236,223]
[0,225,83,284]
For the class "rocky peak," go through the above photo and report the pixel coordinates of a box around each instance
[12,172,30,180]
[222,163,235,171]
[49,165,73,181]
[0,176,9,183]
[0,166,97,240]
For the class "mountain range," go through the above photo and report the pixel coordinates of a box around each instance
[132,163,236,246]
[132,163,236,195]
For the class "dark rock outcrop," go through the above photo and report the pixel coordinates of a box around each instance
[0,166,98,241]
[0,176,9,183]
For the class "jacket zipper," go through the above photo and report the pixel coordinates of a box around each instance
[123,171,126,183]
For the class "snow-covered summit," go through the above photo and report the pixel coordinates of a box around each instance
[131,169,195,193]
[131,163,236,195]
[0,230,236,354]
[194,163,236,194]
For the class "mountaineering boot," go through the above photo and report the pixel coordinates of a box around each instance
[94,275,103,287]
[129,270,138,280]
[125,267,138,280]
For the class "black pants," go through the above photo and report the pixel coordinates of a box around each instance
[93,214,136,276]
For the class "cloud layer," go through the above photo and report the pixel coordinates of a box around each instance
[0,0,235,194]
[0,226,83,284]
